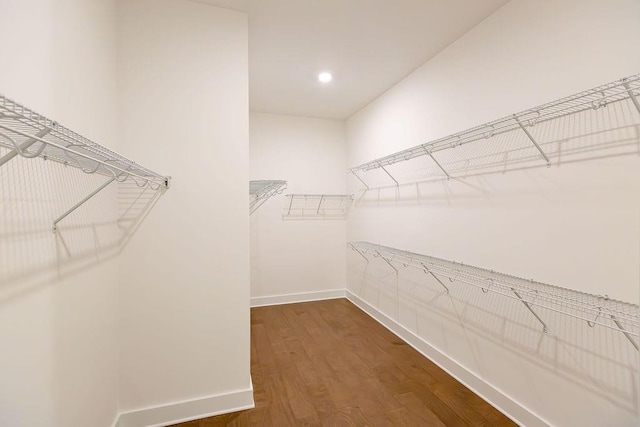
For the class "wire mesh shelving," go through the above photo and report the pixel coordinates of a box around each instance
[249,180,287,214]
[348,241,639,351]
[0,93,170,232]
[283,194,354,220]
[348,73,640,188]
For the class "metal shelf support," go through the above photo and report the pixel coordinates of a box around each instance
[420,262,449,293]
[512,288,548,333]
[624,81,640,115]
[376,250,398,274]
[348,243,370,264]
[378,161,399,186]
[424,147,450,179]
[53,171,118,233]
[350,169,370,190]
[514,116,551,166]
[249,180,287,215]
[612,315,639,351]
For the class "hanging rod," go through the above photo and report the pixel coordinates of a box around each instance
[348,241,639,350]
[249,180,287,214]
[348,73,640,186]
[282,194,354,220]
[0,93,170,232]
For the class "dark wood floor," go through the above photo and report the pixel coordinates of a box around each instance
[174,298,515,426]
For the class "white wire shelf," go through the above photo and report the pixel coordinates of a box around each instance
[0,93,170,231]
[283,194,354,220]
[348,73,640,188]
[348,241,639,350]
[249,180,287,214]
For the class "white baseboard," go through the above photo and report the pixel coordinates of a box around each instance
[346,290,550,427]
[250,288,346,307]
[114,384,254,427]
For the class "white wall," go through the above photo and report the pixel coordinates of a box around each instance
[250,113,347,301]
[346,0,640,426]
[0,1,120,426]
[117,0,252,424]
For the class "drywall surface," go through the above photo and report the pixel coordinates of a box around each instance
[0,0,120,426]
[346,0,640,426]
[250,113,347,299]
[117,0,251,419]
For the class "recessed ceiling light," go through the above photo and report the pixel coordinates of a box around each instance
[318,72,333,83]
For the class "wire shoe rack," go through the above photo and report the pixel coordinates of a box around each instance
[283,194,354,220]
[348,241,639,351]
[0,93,170,232]
[348,73,640,188]
[250,180,287,214]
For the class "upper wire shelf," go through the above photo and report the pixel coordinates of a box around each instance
[348,73,640,188]
[348,241,639,351]
[0,93,170,231]
[283,194,354,220]
[250,180,287,214]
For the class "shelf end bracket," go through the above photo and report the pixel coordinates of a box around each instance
[377,162,399,187]
[512,288,548,333]
[350,169,370,190]
[423,148,450,179]
[623,81,640,115]
[611,315,639,351]
[348,243,370,264]
[420,262,449,293]
[52,172,117,233]
[376,251,398,273]
[515,116,551,167]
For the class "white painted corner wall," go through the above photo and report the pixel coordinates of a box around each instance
[345,0,640,426]
[0,1,120,426]
[117,0,252,424]
[249,113,348,299]
[1,0,253,426]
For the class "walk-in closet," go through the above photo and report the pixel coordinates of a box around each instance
[1,0,638,426]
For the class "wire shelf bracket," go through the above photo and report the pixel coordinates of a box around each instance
[0,93,170,232]
[624,80,640,114]
[249,180,287,215]
[348,73,640,188]
[424,148,450,179]
[514,116,551,166]
[512,288,548,333]
[378,161,399,186]
[282,194,354,220]
[420,262,449,293]
[348,241,640,350]
[348,242,370,264]
[350,170,370,190]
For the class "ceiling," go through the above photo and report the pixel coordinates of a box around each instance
[192,0,509,120]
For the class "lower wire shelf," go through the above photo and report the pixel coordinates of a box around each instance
[347,241,639,351]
